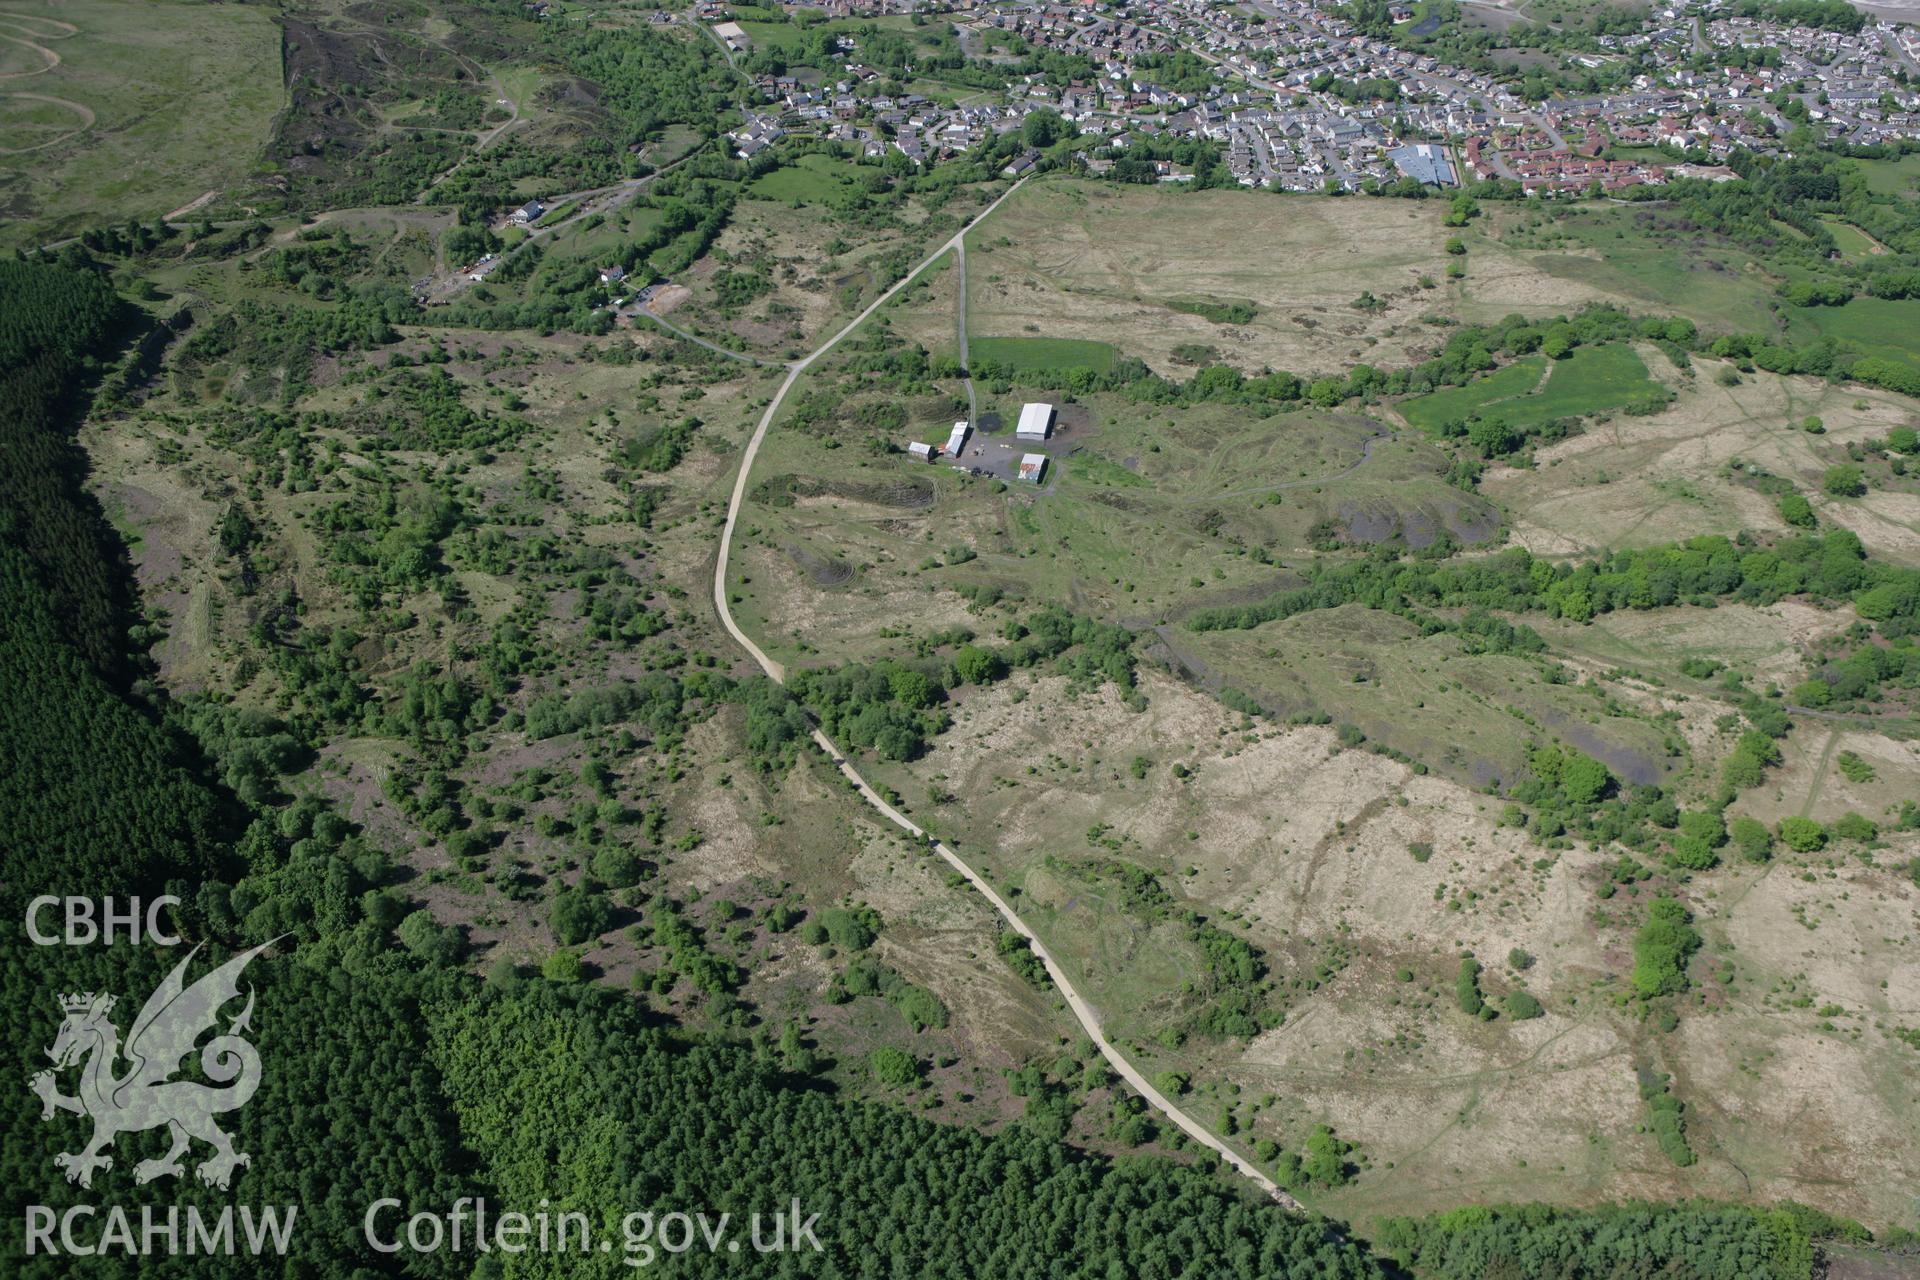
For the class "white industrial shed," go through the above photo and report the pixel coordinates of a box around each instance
[1015,402,1053,441]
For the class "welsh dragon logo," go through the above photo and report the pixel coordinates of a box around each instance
[29,940,277,1191]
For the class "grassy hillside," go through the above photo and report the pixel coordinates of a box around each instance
[0,0,284,246]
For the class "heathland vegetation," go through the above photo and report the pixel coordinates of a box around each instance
[12,0,1920,1268]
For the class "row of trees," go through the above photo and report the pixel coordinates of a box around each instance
[1187,529,1919,639]
[1373,1200,1869,1279]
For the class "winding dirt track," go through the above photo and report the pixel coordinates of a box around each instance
[0,12,88,154]
[0,90,91,154]
[711,176,1299,1207]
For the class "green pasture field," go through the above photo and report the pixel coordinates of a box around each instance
[0,0,285,247]
[1608,145,1675,165]
[963,179,1469,377]
[1787,296,1920,369]
[1499,344,1664,425]
[1399,344,1663,432]
[969,335,1117,373]
[747,153,862,206]
[1533,605,1818,692]
[1818,217,1878,259]
[1851,151,1920,198]
[1397,357,1547,432]
[902,77,1001,107]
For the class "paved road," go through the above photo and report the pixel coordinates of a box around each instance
[710,176,1299,1207]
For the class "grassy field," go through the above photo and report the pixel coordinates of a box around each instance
[956,182,1788,386]
[1474,202,1783,336]
[1609,144,1676,165]
[747,152,865,206]
[0,0,285,246]
[1398,357,1548,432]
[970,334,1117,372]
[1786,296,1920,369]
[1532,604,1842,696]
[1398,345,1665,433]
[962,179,1627,379]
[734,13,939,52]
[1172,603,1683,791]
[1818,216,1880,259]
[652,182,988,356]
[1852,151,1920,198]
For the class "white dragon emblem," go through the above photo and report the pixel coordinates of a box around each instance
[29,940,277,1191]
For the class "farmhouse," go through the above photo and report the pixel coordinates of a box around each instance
[1015,402,1054,441]
[509,200,546,225]
[1018,453,1048,483]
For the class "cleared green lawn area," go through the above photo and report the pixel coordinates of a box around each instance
[747,154,861,205]
[970,335,1116,373]
[1852,152,1920,198]
[1398,357,1545,432]
[1507,344,1665,425]
[1787,297,1920,368]
[1399,345,1664,431]
[1819,217,1878,259]
[733,19,810,49]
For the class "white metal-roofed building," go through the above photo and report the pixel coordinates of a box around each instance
[1016,402,1054,441]
[946,421,970,455]
[1018,453,1047,483]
